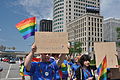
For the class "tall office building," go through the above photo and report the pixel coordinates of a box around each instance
[67,14,103,52]
[53,0,100,32]
[103,18,120,42]
[39,19,52,32]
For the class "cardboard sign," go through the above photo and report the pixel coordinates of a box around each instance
[94,42,118,68]
[35,32,69,54]
[108,68,120,79]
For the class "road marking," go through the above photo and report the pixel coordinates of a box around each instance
[5,64,11,79]
[8,78,22,79]
[1,78,22,80]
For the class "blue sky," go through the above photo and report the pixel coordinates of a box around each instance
[0,0,120,52]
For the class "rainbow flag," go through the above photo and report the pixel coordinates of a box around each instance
[16,17,37,39]
[97,56,107,80]
[32,57,41,62]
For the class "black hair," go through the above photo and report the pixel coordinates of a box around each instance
[78,54,90,67]
[71,59,75,63]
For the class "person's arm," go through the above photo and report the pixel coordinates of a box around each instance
[57,43,70,66]
[57,54,66,67]
[24,43,36,71]
[75,67,82,80]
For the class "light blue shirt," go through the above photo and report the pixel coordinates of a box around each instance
[24,62,58,80]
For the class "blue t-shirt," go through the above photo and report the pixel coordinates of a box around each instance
[83,69,93,80]
[24,62,58,80]
[71,63,80,79]
[60,60,68,79]
[71,64,80,71]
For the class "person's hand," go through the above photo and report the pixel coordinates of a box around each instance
[31,43,37,53]
[88,77,93,80]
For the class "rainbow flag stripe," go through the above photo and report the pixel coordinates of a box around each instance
[97,56,107,80]
[16,17,37,39]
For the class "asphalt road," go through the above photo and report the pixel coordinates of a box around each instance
[0,61,22,80]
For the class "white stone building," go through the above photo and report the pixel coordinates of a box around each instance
[53,0,100,32]
[67,14,103,52]
[103,18,120,42]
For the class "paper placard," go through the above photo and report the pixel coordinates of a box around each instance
[94,42,118,68]
[35,32,69,54]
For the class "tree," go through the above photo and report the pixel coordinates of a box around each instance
[12,47,16,50]
[0,45,6,51]
[116,27,120,46]
[7,47,16,50]
[69,41,82,55]
[0,45,16,51]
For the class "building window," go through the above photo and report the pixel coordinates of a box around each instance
[89,32,90,36]
[89,42,90,46]
[97,19,99,22]
[92,32,94,35]
[97,28,99,32]
[98,33,99,36]
[69,16,71,19]
[100,24,102,27]
[92,42,94,46]
[94,18,96,22]
[69,9,71,11]
[98,38,99,41]
[101,33,102,37]
[89,22,90,26]
[97,23,99,27]
[92,48,94,51]
[101,38,102,41]
[100,19,102,22]
[92,18,93,21]
[95,33,96,36]
[88,17,90,20]
[95,38,96,41]
[89,27,90,30]
[92,22,93,26]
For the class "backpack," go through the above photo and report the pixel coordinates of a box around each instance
[75,67,83,80]
[75,66,96,80]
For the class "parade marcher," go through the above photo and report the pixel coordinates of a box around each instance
[51,54,61,80]
[60,59,69,80]
[70,59,80,80]
[75,54,95,80]
[24,43,66,80]
[19,57,25,80]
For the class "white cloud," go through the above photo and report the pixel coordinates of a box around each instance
[0,39,5,42]
[100,0,113,11]
[9,0,120,20]
[11,0,53,22]
[101,0,120,18]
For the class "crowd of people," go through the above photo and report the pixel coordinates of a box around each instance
[19,43,97,80]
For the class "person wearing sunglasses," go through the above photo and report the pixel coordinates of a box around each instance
[24,43,66,80]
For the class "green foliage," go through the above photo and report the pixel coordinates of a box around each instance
[90,59,96,65]
[116,27,120,47]
[0,45,6,51]
[116,27,120,39]
[118,59,120,65]
[0,45,16,51]
[116,27,120,32]
[69,41,82,55]
[116,42,120,47]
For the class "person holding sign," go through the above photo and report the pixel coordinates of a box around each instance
[24,43,66,80]
[75,54,95,80]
